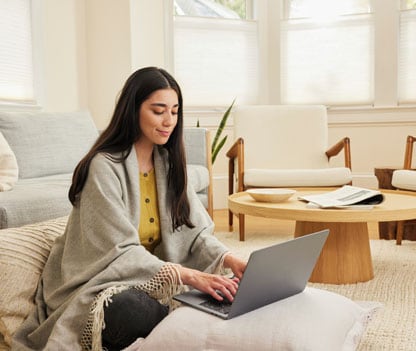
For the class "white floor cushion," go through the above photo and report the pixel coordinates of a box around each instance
[125,287,380,351]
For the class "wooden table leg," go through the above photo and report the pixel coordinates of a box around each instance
[294,221,374,284]
[238,214,245,241]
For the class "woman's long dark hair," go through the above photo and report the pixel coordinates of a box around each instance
[69,67,194,230]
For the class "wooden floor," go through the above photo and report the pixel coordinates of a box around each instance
[213,209,380,240]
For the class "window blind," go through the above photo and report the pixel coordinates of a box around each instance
[173,16,259,106]
[280,14,374,106]
[0,0,34,103]
[398,10,416,104]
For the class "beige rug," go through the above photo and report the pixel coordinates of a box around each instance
[215,231,416,351]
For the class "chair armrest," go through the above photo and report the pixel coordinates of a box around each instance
[226,138,243,160]
[403,135,416,169]
[226,138,245,193]
[325,137,351,169]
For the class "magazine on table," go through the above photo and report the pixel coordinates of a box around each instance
[298,185,385,209]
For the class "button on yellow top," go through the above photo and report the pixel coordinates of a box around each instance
[139,169,161,253]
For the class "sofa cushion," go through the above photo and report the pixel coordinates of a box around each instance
[129,288,380,351]
[0,132,18,191]
[0,174,72,229]
[0,111,98,179]
[244,167,352,187]
[187,164,209,193]
[0,217,67,346]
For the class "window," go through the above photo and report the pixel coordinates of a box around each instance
[280,0,373,106]
[174,0,247,19]
[0,0,38,107]
[399,1,416,103]
[172,0,259,106]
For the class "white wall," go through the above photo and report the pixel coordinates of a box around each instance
[38,0,168,130]
[38,0,416,209]
[84,0,168,130]
[40,0,87,112]
[84,0,133,130]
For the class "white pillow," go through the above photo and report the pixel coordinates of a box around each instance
[0,132,18,191]
[126,287,380,351]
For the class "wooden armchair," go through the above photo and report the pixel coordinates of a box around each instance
[226,105,352,241]
[392,135,416,244]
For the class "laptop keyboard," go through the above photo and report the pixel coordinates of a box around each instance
[200,297,232,315]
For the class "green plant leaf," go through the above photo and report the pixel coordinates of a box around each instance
[212,135,228,164]
[211,98,235,163]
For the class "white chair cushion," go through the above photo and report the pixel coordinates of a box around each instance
[244,167,352,187]
[234,105,330,169]
[391,169,416,191]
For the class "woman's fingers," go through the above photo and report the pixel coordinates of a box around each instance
[210,276,239,302]
[223,254,247,279]
[179,267,241,302]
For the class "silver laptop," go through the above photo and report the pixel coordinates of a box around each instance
[173,229,329,319]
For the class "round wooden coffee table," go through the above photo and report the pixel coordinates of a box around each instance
[228,188,416,284]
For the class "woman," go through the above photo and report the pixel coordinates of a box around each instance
[12,67,246,351]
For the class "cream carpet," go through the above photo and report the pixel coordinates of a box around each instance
[215,231,416,351]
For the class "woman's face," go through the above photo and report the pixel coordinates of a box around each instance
[138,88,179,146]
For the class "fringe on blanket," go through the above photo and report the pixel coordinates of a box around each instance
[81,254,229,351]
[218,251,232,275]
[80,263,184,351]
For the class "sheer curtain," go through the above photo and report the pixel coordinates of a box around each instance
[280,14,374,106]
[0,0,34,103]
[173,16,259,106]
[398,10,416,104]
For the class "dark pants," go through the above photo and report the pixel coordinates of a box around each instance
[102,288,169,351]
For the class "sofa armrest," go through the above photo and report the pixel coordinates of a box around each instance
[184,128,213,218]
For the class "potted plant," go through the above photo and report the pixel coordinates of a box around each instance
[197,99,235,165]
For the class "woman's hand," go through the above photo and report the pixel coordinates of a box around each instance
[223,253,247,280]
[178,266,239,302]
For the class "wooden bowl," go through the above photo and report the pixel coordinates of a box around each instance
[247,188,296,203]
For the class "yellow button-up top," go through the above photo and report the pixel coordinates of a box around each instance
[139,169,161,253]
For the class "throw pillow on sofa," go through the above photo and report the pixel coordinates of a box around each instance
[0,132,18,192]
[0,217,68,346]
